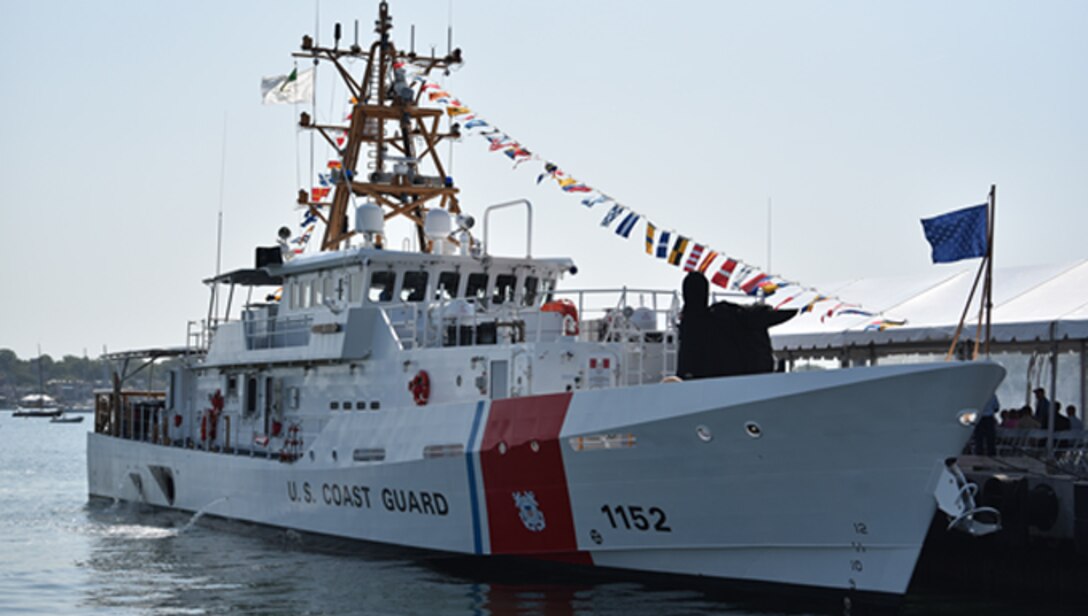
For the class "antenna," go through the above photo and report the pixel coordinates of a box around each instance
[447,0,453,54]
[294,2,465,252]
[213,114,227,320]
[766,196,772,273]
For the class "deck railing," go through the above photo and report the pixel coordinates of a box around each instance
[378,287,682,385]
[991,428,1088,474]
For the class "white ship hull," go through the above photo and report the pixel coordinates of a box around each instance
[88,361,1002,597]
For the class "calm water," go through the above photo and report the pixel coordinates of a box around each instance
[0,411,1080,616]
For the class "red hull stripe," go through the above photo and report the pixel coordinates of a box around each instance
[480,392,588,562]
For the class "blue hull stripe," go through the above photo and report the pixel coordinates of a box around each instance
[465,400,486,555]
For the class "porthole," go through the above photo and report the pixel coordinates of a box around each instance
[745,421,763,438]
[696,425,713,442]
[530,440,540,452]
[497,441,508,455]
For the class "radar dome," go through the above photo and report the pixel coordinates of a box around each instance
[423,208,453,239]
[354,202,384,235]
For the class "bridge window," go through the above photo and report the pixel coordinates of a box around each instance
[313,276,324,306]
[493,274,517,305]
[523,276,539,306]
[466,273,488,301]
[401,271,429,302]
[368,271,396,303]
[300,280,311,308]
[436,271,460,300]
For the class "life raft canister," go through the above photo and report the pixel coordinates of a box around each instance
[409,370,430,406]
[541,299,579,335]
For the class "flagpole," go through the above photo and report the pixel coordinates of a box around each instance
[971,264,987,360]
[213,114,227,322]
[946,256,986,361]
[984,184,996,356]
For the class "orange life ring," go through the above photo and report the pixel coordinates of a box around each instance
[409,370,430,406]
[542,299,579,335]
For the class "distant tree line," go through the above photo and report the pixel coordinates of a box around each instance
[0,349,109,389]
[0,349,182,394]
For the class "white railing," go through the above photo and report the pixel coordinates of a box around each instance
[378,287,682,386]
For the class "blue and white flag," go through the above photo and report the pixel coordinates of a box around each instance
[600,204,625,228]
[656,230,671,259]
[614,212,640,238]
[920,203,988,263]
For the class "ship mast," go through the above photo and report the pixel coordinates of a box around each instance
[294,1,464,252]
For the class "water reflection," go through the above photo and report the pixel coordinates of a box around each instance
[79,501,833,616]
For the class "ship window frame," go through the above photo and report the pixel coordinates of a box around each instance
[540,277,557,302]
[492,274,517,305]
[523,276,540,306]
[436,271,461,300]
[323,276,337,303]
[300,280,311,308]
[244,376,258,416]
[465,272,489,302]
[367,270,397,303]
[401,271,429,302]
[313,275,325,307]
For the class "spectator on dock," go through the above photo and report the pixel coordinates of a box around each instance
[1001,408,1019,428]
[1018,406,1041,430]
[1067,405,1083,431]
[972,395,998,455]
[1053,402,1071,431]
[1033,388,1051,428]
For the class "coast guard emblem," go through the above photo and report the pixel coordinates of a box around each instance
[512,490,546,532]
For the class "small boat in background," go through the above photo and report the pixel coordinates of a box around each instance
[13,393,62,418]
[50,413,85,424]
[14,346,63,418]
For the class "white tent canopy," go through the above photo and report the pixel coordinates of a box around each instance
[771,260,1088,353]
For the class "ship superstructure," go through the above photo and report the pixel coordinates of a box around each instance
[88,3,1004,600]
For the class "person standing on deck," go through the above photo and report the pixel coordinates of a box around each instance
[972,395,998,455]
[1068,405,1084,431]
[1033,388,1051,428]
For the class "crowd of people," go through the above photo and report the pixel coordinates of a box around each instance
[971,387,1084,456]
[996,388,1085,431]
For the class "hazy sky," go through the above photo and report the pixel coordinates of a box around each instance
[1,0,1085,359]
